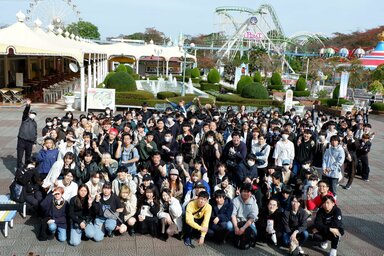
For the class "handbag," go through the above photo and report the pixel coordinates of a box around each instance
[256,144,268,165]
[9,180,25,203]
[103,207,123,222]
[140,205,153,218]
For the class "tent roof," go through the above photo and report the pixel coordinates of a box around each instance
[360,41,384,70]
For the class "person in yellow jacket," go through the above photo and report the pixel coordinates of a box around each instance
[184,191,212,247]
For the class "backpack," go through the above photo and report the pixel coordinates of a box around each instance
[233,221,256,250]
[9,180,25,203]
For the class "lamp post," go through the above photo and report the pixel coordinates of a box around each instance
[154,48,163,77]
[180,42,195,96]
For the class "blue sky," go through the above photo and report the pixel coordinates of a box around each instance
[1,0,383,40]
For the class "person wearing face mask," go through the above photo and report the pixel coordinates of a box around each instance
[85,171,103,200]
[198,131,222,188]
[57,117,73,142]
[17,98,37,169]
[159,131,179,163]
[173,154,190,184]
[293,129,315,177]
[237,154,259,186]
[42,117,53,136]
[273,130,295,169]
[322,136,345,198]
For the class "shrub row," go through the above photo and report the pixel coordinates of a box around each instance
[200,83,221,91]
[371,102,384,111]
[115,90,154,100]
[293,91,311,97]
[157,91,179,99]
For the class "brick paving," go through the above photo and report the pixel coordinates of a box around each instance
[0,105,383,256]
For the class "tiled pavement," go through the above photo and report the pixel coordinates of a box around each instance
[0,105,383,256]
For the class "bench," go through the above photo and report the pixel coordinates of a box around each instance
[0,194,26,237]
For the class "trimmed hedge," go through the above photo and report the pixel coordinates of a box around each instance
[191,78,201,84]
[115,90,154,100]
[270,72,282,86]
[174,75,190,82]
[254,71,262,83]
[115,64,128,73]
[157,91,179,99]
[295,77,307,91]
[371,102,384,111]
[106,71,137,92]
[148,75,159,80]
[268,84,284,91]
[191,67,200,78]
[201,83,221,91]
[207,68,220,83]
[326,98,353,107]
[241,82,269,99]
[293,91,311,97]
[237,76,253,94]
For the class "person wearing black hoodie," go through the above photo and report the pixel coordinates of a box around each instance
[207,189,234,243]
[236,154,258,186]
[312,195,344,256]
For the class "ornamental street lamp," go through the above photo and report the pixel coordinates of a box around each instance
[154,48,163,77]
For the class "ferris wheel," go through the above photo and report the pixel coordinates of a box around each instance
[25,0,82,29]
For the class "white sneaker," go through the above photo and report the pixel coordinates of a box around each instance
[320,241,329,249]
[298,246,305,254]
[329,248,337,256]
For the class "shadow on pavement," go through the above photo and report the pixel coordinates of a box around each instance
[344,216,384,251]
[1,155,17,175]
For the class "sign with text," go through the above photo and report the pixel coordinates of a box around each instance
[244,31,263,41]
[339,71,349,98]
[285,89,293,112]
[86,88,115,111]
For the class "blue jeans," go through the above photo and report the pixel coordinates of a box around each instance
[94,217,117,241]
[69,223,98,246]
[48,223,67,242]
[228,222,257,237]
[282,230,309,246]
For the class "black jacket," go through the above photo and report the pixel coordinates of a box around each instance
[17,104,37,142]
[314,205,344,235]
[69,196,94,226]
[209,197,233,224]
[282,207,308,233]
[92,193,122,217]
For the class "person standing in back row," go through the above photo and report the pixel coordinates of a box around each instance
[17,98,37,168]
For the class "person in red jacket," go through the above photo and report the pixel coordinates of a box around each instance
[306,180,335,211]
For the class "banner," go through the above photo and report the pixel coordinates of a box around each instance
[339,71,349,98]
[285,89,293,112]
[86,88,115,111]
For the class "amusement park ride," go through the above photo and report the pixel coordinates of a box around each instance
[213,5,326,73]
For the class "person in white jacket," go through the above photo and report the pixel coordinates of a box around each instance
[157,188,183,241]
[273,130,295,168]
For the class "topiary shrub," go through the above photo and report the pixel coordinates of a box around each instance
[371,102,384,111]
[293,91,311,97]
[241,82,269,99]
[200,83,221,91]
[157,91,179,99]
[104,72,115,85]
[191,78,200,84]
[332,85,340,99]
[295,77,307,91]
[115,64,128,73]
[191,67,200,78]
[185,68,192,78]
[132,73,140,80]
[207,68,220,83]
[268,84,284,91]
[270,72,282,86]
[237,75,253,94]
[126,65,134,75]
[253,71,262,83]
[317,89,329,98]
[174,75,190,82]
[148,75,159,80]
[106,71,137,92]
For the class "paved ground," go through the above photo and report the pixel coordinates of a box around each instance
[0,104,383,256]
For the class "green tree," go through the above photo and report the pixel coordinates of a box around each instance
[295,77,307,91]
[237,75,253,94]
[372,64,384,82]
[66,21,100,40]
[241,82,269,99]
[368,80,384,94]
[270,72,282,86]
[207,68,220,83]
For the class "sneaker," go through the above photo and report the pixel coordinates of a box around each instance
[343,185,351,190]
[329,248,337,256]
[363,179,370,182]
[320,241,329,249]
[298,246,305,254]
[184,237,195,248]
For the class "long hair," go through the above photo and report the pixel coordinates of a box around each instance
[75,184,89,209]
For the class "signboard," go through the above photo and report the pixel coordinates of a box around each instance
[86,88,115,111]
[339,71,349,98]
[285,89,293,112]
[16,73,23,87]
[244,31,263,41]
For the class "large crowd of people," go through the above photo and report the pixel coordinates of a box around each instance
[12,97,375,256]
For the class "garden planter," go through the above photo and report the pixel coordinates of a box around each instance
[64,95,75,111]
[294,105,305,114]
